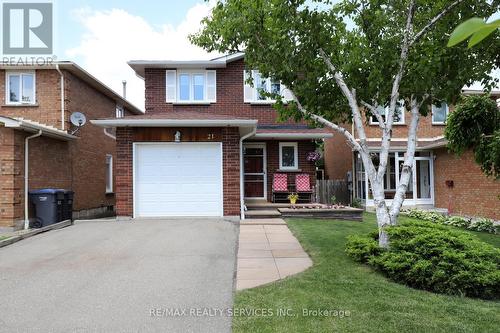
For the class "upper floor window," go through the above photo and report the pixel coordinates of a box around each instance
[6,71,35,105]
[369,101,405,125]
[165,70,216,104]
[432,102,448,124]
[116,105,124,118]
[244,70,292,103]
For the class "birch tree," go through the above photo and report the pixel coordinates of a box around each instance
[191,0,499,247]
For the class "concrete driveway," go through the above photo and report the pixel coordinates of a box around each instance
[0,218,238,333]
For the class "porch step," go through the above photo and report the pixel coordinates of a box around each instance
[246,202,292,210]
[244,209,282,219]
[240,218,287,225]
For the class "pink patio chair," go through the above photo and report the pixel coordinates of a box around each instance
[272,173,289,202]
[295,173,313,202]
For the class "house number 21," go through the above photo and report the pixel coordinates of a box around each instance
[207,133,215,140]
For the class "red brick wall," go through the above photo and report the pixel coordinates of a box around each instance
[144,59,305,126]
[222,128,241,216]
[324,126,353,180]
[65,71,118,211]
[0,68,132,227]
[114,127,241,217]
[434,148,500,220]
[0,69,63,128]
[115,127,133,217]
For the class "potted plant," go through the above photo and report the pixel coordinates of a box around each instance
[288,193,299,205]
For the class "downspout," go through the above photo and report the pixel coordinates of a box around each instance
[103,128,116,140]
[55,64,65,131]
[24,130,42,230]
[239,127,257,220]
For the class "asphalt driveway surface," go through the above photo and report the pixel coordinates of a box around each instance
[0,218,238,333]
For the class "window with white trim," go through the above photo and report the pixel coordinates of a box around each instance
[6,71,35,104]
[106,155,113,193]
[116,105,124,118]
[369,101,405,125]
[279,142,298,170]
[244,70,292,103]
[432,102,448,124]
[165,70,216,103]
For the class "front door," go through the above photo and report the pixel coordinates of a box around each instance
[244,144,267,199]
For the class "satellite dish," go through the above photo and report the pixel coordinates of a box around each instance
[70,112,87,127]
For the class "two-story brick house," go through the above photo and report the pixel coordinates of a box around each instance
[0,62,142,230]
[324,90,500,220]
[92,54,331,219]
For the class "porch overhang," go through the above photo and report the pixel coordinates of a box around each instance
[0,116,77,141]
[253,128,333,140]
[91,112,258,137]
[361,136,448,151]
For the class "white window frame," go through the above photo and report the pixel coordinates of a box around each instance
[431,102,449,125]
[106,154,113,193]
[173,70,216,104]
[246,70,283,104]
[279,142,299,170]
[116,105,124,118]
[369,102,405,125]
[6,71,36,105]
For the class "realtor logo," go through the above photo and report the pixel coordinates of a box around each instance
[2,1,53,55]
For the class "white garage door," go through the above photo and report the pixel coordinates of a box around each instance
[134,143,223,217]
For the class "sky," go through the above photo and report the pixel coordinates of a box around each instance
[54,0,221,109]
[49,0,498,110]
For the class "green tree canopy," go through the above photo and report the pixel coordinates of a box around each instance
[192,0,499,122]
[445,95,500,178]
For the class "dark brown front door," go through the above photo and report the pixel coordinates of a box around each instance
[244,144,266,198]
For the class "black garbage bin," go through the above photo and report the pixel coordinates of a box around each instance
[61,190,74,221]
[29,189,64,228]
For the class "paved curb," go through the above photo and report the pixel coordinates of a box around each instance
[0,220,72,249]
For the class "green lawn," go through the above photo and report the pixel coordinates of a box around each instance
[233,213,500,333]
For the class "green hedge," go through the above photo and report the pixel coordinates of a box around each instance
[404,208,498,234]
[346,221,500,299]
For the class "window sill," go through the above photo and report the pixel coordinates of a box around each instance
[276,168,302,173]
[431,122,446,126]
[3,103,39,107]
[105,191,115,195]
[171,101,213,105]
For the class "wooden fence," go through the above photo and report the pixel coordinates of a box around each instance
[314,180,350,205]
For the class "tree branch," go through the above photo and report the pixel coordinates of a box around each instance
[361,100,386,129]
[411,0,465,45]
[317,48,370,153]
[288,89,362,152]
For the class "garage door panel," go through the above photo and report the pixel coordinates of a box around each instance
[134,143,223,217]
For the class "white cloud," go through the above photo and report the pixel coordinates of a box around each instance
[66,2,221,110]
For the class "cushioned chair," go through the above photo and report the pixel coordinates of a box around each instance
[295,173,313,202]
[272,173,289,202]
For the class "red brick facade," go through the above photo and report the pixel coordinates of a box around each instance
[434,148,499,220]
[114,127,241,217]
[324,104,500,220]
[0,68,136,228]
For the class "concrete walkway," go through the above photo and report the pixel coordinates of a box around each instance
[236,220,312,290]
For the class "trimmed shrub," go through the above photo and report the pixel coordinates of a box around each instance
[469,218,498,234]
[346,221,500,299]
[443,216,472,229]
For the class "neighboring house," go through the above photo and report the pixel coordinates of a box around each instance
[324,90,500,220]
[0,62,142,230]
[92,53,332,219]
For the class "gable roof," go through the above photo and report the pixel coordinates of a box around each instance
[128,52,245,79]
[0,62,143,115]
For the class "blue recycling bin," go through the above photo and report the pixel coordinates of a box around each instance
[29,189,65,228]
